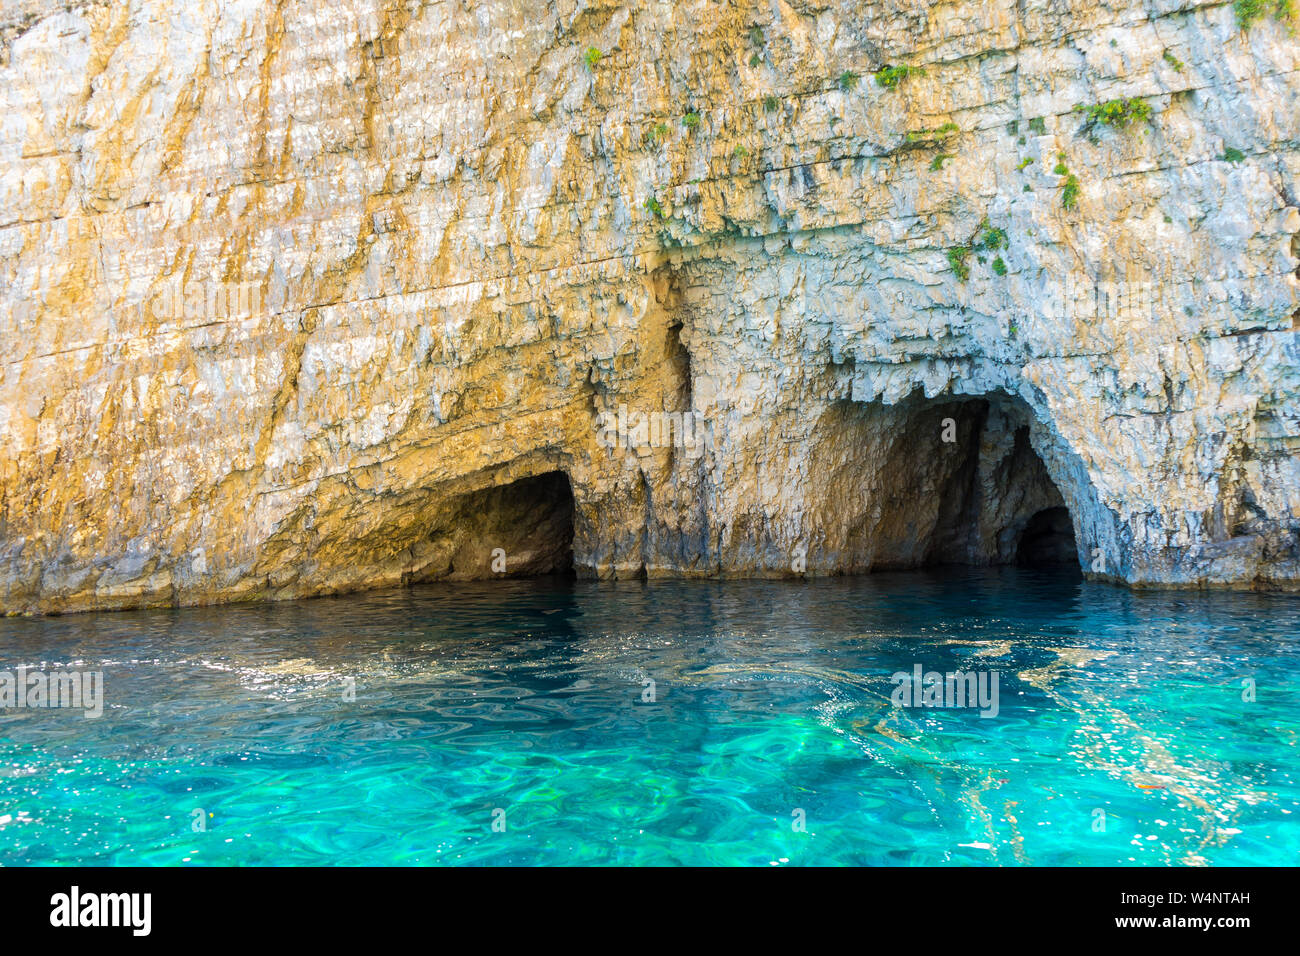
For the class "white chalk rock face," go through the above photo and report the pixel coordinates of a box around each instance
[1,0,1298,613]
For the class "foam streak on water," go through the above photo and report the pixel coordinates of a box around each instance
[0,569,1296,866]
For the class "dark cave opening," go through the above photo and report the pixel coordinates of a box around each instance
[1015,506,1079,567]
[415,470,576,581]
[922,397,1080,570]
[483,470,576,577]
[921,397,1079,571]
[820,392,1081,573]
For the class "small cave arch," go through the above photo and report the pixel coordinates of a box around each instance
[921,395,1081,571]
[812,390,1082,573]
[410,470,576,581]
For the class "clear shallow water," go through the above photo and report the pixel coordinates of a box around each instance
[0,568,1297,866]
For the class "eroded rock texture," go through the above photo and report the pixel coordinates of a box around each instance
[1,0,1298,613]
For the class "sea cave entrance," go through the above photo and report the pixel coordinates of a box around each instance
[918,394,1080,570]
[1015,506,1077,567]
[814,392,1081,573]
[413,470,576,581]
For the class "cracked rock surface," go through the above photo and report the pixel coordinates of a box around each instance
[1,0,1298,613]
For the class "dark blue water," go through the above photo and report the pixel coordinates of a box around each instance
[1,568,1296,865]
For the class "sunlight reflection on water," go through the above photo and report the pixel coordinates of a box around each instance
[0,568,1297,865]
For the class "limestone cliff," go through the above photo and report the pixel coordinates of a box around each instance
[1,0,1298,614]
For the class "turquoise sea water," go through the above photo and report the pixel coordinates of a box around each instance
[0,568,1297,866]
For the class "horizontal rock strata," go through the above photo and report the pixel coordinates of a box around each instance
[1,0,1298,612]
